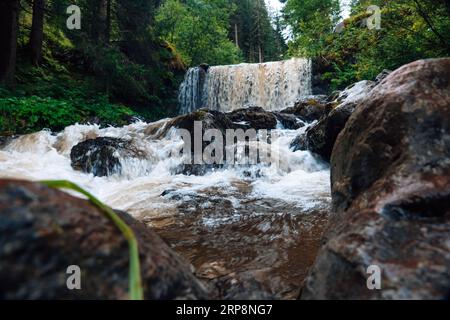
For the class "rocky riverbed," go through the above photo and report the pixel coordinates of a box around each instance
[0,58,449,300]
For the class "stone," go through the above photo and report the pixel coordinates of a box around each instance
[301,58,450,300]
[0,179,209,300]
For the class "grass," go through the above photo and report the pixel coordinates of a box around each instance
[40,180,144,300]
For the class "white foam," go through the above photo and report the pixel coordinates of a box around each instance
[0,121,330,218]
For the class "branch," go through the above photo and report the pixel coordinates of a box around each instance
[413,0,450,51]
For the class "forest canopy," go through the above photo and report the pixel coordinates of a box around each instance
[0,0,449,135]
[281,0,450,89]
[0,0,285,136]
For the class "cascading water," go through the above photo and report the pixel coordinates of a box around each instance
[178,66,209,115]
[0,120,330,298]
[0,58,330,298]
[178,58,312,114]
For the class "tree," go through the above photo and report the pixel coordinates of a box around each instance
[0,0,20,85]
[229,0,286,63]
[29,0,46,66]
[156,0,242,66]
[283,0,450,89]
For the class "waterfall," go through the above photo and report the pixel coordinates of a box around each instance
[178,58,312,114]
[178,65,209,115]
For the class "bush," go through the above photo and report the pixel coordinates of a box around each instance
[0,96,135,135]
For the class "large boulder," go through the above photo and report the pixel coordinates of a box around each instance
[302,58,450,299]
[291,81,376,161]
[71,137,146,177]
[152,108,295,176]
[0,179,209,300]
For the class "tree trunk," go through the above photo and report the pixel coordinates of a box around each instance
[106,0,112,44]
[0,0,19,86]
[29,0,45,66]
[258,45,263,63]
[234,23,239,47]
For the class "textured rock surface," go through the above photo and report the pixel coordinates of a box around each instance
[291,81,376,161]
[302,58,450,300]
[282,96,330,123]
[151,108,305,175]
[228,107,278,130]
[0,179,209,300]
[71,137,146,177]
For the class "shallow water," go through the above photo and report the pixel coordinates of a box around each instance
[0,120,331,298]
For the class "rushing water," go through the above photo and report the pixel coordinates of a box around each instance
[0,56,332,298]
[178,58,312,114]
[0,119,330,298]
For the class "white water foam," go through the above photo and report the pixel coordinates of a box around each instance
[0,120,330,221]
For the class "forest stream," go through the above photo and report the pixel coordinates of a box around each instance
[0,58,332,298]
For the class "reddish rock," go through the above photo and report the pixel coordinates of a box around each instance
[0,179,209,300]
[302,58,450,299]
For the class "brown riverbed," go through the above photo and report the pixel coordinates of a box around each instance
[144,181,330,299]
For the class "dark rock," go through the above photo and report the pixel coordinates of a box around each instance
[0,135,15,149]
[71,137,146,177]
[375,69,392,84]
[302,58,450,300]
[161,110,237,176]
[199,63,210,72]
[228,107,278,130]
[303,102,357,161]
[290,133,307,152]
[311,57,333,95]
[281,96,331,123]
[274,112,304,130]
[292,80,376,162]
[172,164,225,176]
[0,179,209,300]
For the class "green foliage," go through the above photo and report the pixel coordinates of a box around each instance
[0,95,135,135]
[284,0,450,90]
[156,0,242,66]
[41,180,143,300]
[230,0,287,63]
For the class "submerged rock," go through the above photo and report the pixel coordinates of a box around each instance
[70,137,145,177]
[0,179,209,300]
[302,58,450,300]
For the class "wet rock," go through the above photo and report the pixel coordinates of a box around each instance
[164,108,285,176]
[0,179,209,300]
[199,63,210,72]
[375,69,392,84]
[311,57,332,95]
[162,110,237,176]
[289,133,307,152]
[302,58,450,300]
[292,80,376,162]
[0,135,15,149]
[172,164,224,176]
[170,109,237,136]
[228,107,278,130]
[281,96,331,123]
[70,137,145,177]
[274,112,304,130]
